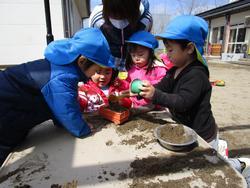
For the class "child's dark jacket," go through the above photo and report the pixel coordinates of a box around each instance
[152,61,217,141]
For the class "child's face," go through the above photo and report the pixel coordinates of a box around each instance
[130,46,150,68]
[91,67,113,88]
[163,40,193,68]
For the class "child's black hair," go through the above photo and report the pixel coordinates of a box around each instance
[82,60,95,70]
[109,68,119,86]
[74,55,95,71]
[125,44,157,74]
[102,0,141,28]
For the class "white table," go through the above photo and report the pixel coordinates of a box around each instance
[0,112,247,188]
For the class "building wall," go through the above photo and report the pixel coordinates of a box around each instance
[210,17,226,28]
[0,0,64,65]
[230,11,250,25]
[69,1,82,36]
[209,17,226,44]
[208,10,250,55]
[209,10,250,43]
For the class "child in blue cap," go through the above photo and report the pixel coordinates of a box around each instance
[139,15,217,142]
[125,31,167,110]
[89,0,152,71]
[0,28,114,166]
[139,16,250,184]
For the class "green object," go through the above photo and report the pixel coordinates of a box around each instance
[131,79,143,93]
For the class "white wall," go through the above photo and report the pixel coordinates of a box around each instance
[230,10,250,25]
[211,17,226,28]
[209,10,250,29]
[68,0,83,36]
[209,10,250,44]
[209,17,226,43]
[0,0,64,65]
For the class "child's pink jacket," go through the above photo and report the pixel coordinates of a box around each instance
[127,60,167,108]
[78,79,131,112]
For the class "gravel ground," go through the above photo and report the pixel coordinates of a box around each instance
[209,62,250,158]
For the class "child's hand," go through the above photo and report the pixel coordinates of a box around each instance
[120,90,138,97]
[88,123,96,133]
[139,80,155,100]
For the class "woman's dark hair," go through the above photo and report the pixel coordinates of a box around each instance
[125,44,157,74]
[102,0,141,28]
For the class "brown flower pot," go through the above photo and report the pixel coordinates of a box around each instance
[99,106,130,125]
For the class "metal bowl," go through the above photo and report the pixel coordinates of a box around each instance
[154,124,198,151]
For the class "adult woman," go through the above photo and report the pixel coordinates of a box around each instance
[89,0,152,71]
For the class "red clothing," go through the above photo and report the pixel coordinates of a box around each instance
[78,79,131,112]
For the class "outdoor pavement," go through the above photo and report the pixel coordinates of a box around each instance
[208,59,250,158]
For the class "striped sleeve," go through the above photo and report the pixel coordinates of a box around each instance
[140,11,153,31]
[139,0,153,31]
[89,5,105,28]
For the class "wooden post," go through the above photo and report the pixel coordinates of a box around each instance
[223,14,231,54]
[206,19,211,55]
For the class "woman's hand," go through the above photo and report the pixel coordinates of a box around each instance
[139,80,155,100]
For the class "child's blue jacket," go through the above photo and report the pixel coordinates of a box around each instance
[0,58,90,137]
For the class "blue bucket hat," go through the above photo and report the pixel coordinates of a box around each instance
[126,31,159,50]
[155,15,208,67]
[44,28,115,68]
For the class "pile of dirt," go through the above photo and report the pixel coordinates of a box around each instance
[108,103,128,112]
[0,154,49,187]
[159,124,193,144]
[116,114,167,135]
[116,114,167,148]
[122,147,243,187]
[51,180,77,188]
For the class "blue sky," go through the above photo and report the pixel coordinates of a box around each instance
[90,0,229,15]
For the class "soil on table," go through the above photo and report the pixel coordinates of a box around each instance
[119,147,243,188]
[116,114,167,149]
[107,102,128,112]
[115,113,244,187]
[116,114,167,134]
[159,124,193,144]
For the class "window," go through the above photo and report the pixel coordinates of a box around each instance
[219,26,224,41]
[228,25,246,53]
[237,28,246,42]
[212,26,224,44]
[212,27,219,43]
[229,29,236,42]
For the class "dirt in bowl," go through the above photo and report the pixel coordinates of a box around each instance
[159,124,193,144]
